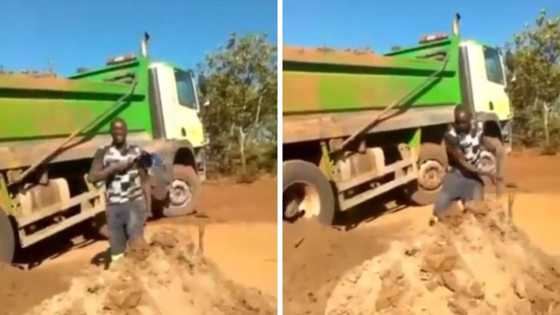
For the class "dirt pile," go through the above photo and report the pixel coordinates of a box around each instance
[325,200,560,315]
[26,228,275,315]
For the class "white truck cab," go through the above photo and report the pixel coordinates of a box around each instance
[148,62,206,148]
[460,40,513,145]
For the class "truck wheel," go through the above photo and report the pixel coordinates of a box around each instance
[163,165,201,217]
[0,211,15,263]
[479,136,502,174]
[405,143,448,205]
[283,160,335,225]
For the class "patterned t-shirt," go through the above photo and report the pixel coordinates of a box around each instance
[445,120,484,170]
[96,144,144,204]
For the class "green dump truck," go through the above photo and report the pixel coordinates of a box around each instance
[283,15,513,225]
[0,35,207,262]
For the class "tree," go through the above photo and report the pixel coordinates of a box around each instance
[198,33,277,176]
[506,10,560,150]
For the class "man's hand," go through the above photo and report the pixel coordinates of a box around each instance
[487,173,498,185]
[481,171,505,196]
[110,159,135,174]
[479,171,502,185]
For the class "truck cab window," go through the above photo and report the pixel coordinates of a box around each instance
[483,46,505,85]
[174,69,197,110]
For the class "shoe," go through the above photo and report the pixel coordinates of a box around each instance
[111,253,124,263]
[429,216,439,226]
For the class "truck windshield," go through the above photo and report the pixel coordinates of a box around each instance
[483,46,505,85]
[174,69,197,110]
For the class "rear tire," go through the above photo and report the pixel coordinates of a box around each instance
[283,160,335,225]
[404,142,448,205]
[0,211,15,263]
[163,165,201,217]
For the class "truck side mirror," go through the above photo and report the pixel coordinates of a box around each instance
[197,74,210,108]
[504,51,516,89]
[198,74,208,95]
[504,51,515,71]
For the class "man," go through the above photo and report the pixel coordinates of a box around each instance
[88,118,150,262]
[432,106,504,222]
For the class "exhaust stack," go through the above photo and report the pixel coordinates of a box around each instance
[141,32,150,57]
[453,13,461,36]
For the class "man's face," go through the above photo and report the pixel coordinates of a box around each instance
[454,111,471,134]
[111,121,127,145]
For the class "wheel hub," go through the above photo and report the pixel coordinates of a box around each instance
[169,179,192,208]
[478,151,496,174]
[283,182,320,219]
[418,159,445,191]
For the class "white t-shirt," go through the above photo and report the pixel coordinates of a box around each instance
[445,120,484,170]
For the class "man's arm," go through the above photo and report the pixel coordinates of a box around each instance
[445,133,483,175]
[134,148,153,216]
[88,149,130,183]
[138,165,152,215]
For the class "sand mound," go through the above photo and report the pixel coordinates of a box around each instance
[27,228,275,315]
[325,200,560,315]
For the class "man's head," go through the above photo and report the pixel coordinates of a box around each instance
[111,118,127,146]
[453,106,472,134]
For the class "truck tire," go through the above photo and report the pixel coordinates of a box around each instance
[283,160,335,225]
[163,165,201,217]
[404,142,448,205]
[479,136,502,174]
[0,211,15,263]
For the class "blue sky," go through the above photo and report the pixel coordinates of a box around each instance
[284,0,560,53]
[1,0,276,75]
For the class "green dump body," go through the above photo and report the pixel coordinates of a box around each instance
[0,56,152,143]
[283,35,463,115]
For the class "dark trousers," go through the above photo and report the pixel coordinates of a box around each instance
[433,168,484,218]
[106,198,147,256]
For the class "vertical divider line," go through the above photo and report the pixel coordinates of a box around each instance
[276,0,284,313]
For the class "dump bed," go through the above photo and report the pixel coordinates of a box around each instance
[283,35,462,115]
[0,56,152,144]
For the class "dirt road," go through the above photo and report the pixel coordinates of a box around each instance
[283,150,560,314]
[0,176,276,315]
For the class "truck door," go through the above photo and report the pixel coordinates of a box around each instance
[149,64,204,147]
[466,44,512,122]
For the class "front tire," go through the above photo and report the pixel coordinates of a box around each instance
[163,165,201,217]
[0,211,15,263]
[404,142,448,205]
[479,136,502,174]
[283,160,335,225]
